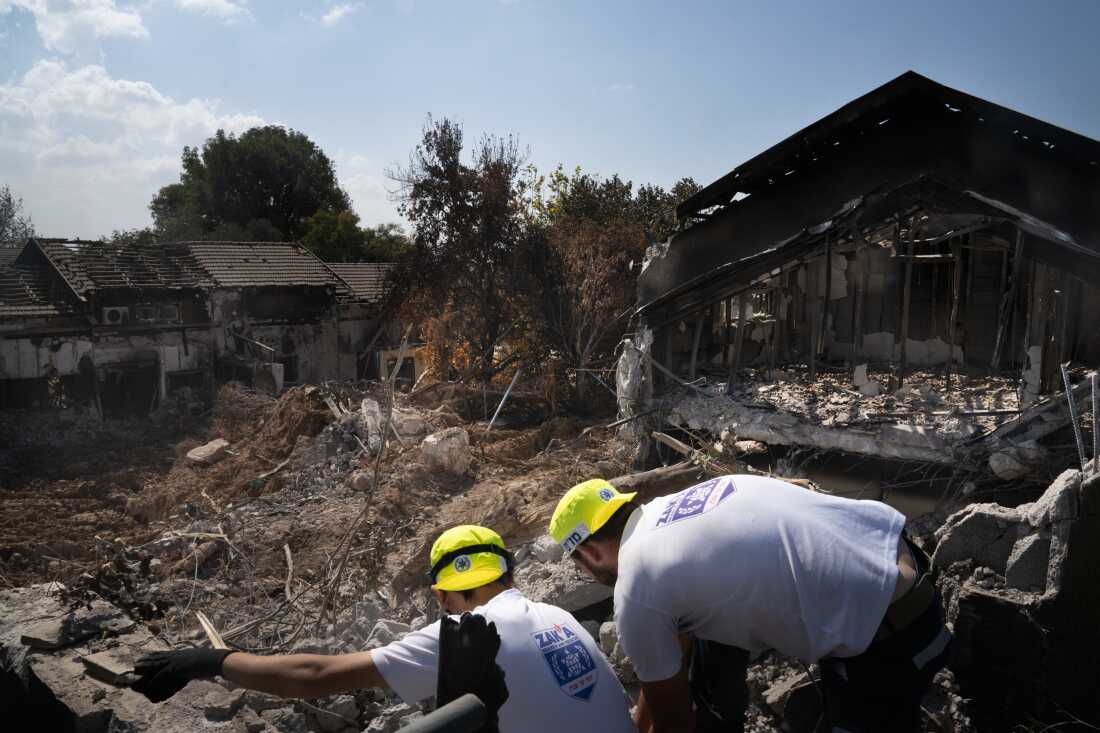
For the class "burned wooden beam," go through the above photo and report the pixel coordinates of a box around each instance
[991,230,1025,369]
[899,220,915,387]
[945,237,963,391]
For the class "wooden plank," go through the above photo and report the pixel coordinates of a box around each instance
[898,222,915,387]
[688,314,704,380]
[819,233,833,356]
[945,238,963,391]
[726,292,749,393]
[991,230,1025,369]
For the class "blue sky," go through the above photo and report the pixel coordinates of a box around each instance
[2,0,1099,238]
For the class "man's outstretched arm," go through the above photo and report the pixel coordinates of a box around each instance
[223,650,386,698]
[131,648,387,702]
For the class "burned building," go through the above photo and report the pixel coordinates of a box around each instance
[626,71,1100,473]
[0,239,398,415]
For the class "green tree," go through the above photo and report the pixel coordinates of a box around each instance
[300,210,367,262]
[151,126,352,241]
[362,223,410,261]
[0,184,34,242]
[100,227,158,246]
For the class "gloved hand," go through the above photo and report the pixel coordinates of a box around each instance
[437,613,508,731]
[130,648,235,703]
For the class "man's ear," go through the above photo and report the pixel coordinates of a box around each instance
[432,587,447,608]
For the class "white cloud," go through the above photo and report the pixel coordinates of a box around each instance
[0,60,265,236]
[607,82,636,93]
[174,0,246,20]
[335,152,401,226]
[320,2,358,27]
[0,0,148,55]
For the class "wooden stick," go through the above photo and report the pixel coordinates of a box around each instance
[195,610,228,650]
[727,293,749,393]
[945,237,963,391]
[898,220,914,388]
[282,544,295,604]
[991,230,1025,369]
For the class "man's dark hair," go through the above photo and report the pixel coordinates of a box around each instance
[458,570,514,601]
[586,500,639,546]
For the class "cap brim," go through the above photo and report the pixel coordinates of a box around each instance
[432,566,505,592]
[585,491,637,543]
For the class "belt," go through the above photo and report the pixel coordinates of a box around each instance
[873,536,936,642]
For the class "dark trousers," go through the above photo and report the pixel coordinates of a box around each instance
[689,594,950,733]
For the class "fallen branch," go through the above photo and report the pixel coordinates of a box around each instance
[195,610,228,650]
[258,458,290,480]
[283,544,294,604]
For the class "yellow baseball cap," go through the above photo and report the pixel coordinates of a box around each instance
[549,479,637,555]
[429,525,511,592]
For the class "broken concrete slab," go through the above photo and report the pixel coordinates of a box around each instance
[19,594,135,650]
[1020,469,1079,527]
[989,448,1031,481]
[1005,533,1050,592]
[531,535,563,564]
[933,502,1024,572]
[420,427,472,475]
[852,364,869,387]
[186,438,230,466]
[515,554,612,613]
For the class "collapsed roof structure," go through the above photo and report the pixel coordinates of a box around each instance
[624,72,1100,473]
[0,239,400,415]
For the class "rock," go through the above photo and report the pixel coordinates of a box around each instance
[989,449,1031,481]
[316,694,360,732]
[532,535,563,564]
[261,707,310,732]
[20,595,135,649]
[359,398,384,452]
[581,620,601,644]
[420,427,472,474]
[733,439,768,455]
[186,438,230,466]
[763,671,811,716]
[1005,533,1051,592]
[365,703,416,732]
[933,502,1023,573]
[350,470,373,492]
[366,620,411,648]
[392,408,430,437]
[858,381,881,397]
[598,621,618,656]
[1020,469,1079,527]
[515,555,612,612]
[852,364,869,387]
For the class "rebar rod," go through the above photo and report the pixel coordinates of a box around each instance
[1060,363,1087,472]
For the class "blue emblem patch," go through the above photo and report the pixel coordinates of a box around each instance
[531,624,598,701]
[598,488,614,501]
[655,478,737,528]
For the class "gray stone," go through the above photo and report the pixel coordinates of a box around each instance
[598,621,618,656]
[989,449,1031,481]
[515,556,612,612]
[933,502,1023,573]
[316,694,360,732]
[852,364,869,387]
[420,428,472,474]
[366,619,411,648]
[532,535,563,563]
[1005,533,1051,592]
[763,672,811,716]
[858,381,881,397]
[186,438,230,466]
[1021,469,1079,527]
[580,620,601,644]
[20,597,135,650]
[261,707,310,732]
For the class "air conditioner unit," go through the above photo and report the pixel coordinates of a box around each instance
[133,305,157,323]
[101,306,130,325]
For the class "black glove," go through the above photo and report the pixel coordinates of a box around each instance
[130,648,235,702]
[436,613,508,731]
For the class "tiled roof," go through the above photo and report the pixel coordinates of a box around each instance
[184,242,347,289]
[326,262,394,303]
[0,242,80,318]
[36,239,210,294]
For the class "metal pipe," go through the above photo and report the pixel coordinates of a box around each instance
[1092,371,1098,476]
[400,694,487,733]
[1060,363,1087,472]
[486,368,522,432]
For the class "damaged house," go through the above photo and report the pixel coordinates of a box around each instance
[0,239,401,415]
[627,71,1100,477]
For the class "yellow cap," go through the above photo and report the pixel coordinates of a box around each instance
[429,525,509,592]
[549,479,637,555]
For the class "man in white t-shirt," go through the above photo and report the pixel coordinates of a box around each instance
[130,524,637,733]
[549,476,951,733]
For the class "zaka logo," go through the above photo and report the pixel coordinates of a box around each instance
[655,478,738,528]
[453,555,471,572]
[560,523,590,553]
[598,488,614,501]
[532,624,598,701]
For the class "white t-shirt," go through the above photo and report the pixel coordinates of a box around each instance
[614,474,905,682]
[371,588,636,733]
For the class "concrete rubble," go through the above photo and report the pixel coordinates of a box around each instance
[187,438,231,466]
[3,377,1098,731]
